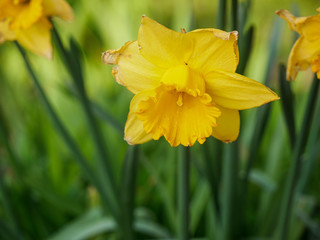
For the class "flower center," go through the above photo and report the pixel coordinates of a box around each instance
[1,0,43,30]
[135,86,221,147]
[160,64,205,97]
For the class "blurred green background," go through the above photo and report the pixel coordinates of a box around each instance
[0,0,320,239]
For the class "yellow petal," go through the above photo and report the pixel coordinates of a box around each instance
[0,19,16,43]
[43,0,74,21]
[276,9,320,41]
[212,106,239,143]
[124,91,153,145]
[136,86,221,147]
[125,111,153,145]
[102,41,164,94]
[138,16,193,68]
[15,17,53,59]
[287,36,320,80]
[275,9,307,34]
[0,1,8,19]
[3,0,43,30]
[300,14,320,41]
[186,29,239,74]
[205,70,279,110]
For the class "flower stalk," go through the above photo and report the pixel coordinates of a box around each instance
[178,146,191,240]
[221,142,239,240]
[203,139,222,221]
[120,146,139,240]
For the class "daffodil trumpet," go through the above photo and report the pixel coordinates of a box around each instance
[103,16,279,147]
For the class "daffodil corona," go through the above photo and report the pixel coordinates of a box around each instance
[102,16,279,147]
[0,0,73,59]
[276,8,320,80]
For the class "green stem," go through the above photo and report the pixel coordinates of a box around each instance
[0,116,20,175]
[77,88,119,208]
[217,0,227,30]
[279,65,296,149]
[243,104,271,193]
[178,146,190,240]
[62,83,123,134]
[231,0,238,30]
[120,146,139,240]
[91,102,123,134]
[51,27,120,221]
[274,75,320,240]
[202,140,222,221]
[15,43,119,223]
[221,142,239,240]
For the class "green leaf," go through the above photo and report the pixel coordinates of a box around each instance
[249,169,276,192]
[134,219,172,238]
[52,29,120,222]
[0,219,24,240]
[279,64,296,148]
[190,180,210,234]
[297,96,320,194]
[237,25,254,75]
[58,83,124,134]
[120,146,139,240]
[217,0,227,30]
[48,208,116,240]
[140,153,177,231]
[274,75,320,240]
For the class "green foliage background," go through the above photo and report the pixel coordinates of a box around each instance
[0,0,319,239]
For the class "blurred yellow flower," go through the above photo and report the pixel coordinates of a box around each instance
[0,0,73,59]
[102,16,279,147]
[276,8,320,80]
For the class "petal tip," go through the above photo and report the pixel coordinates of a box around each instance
[269,91,280,102]
[102,41,134,65]
[230,31,238,40]
[141,15,148,24]
[124,136,135,145]
[101,50,118,65]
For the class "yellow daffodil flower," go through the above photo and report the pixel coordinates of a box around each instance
[276,8,320,80]
[102,16,279,147]
[0,0,73,59]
